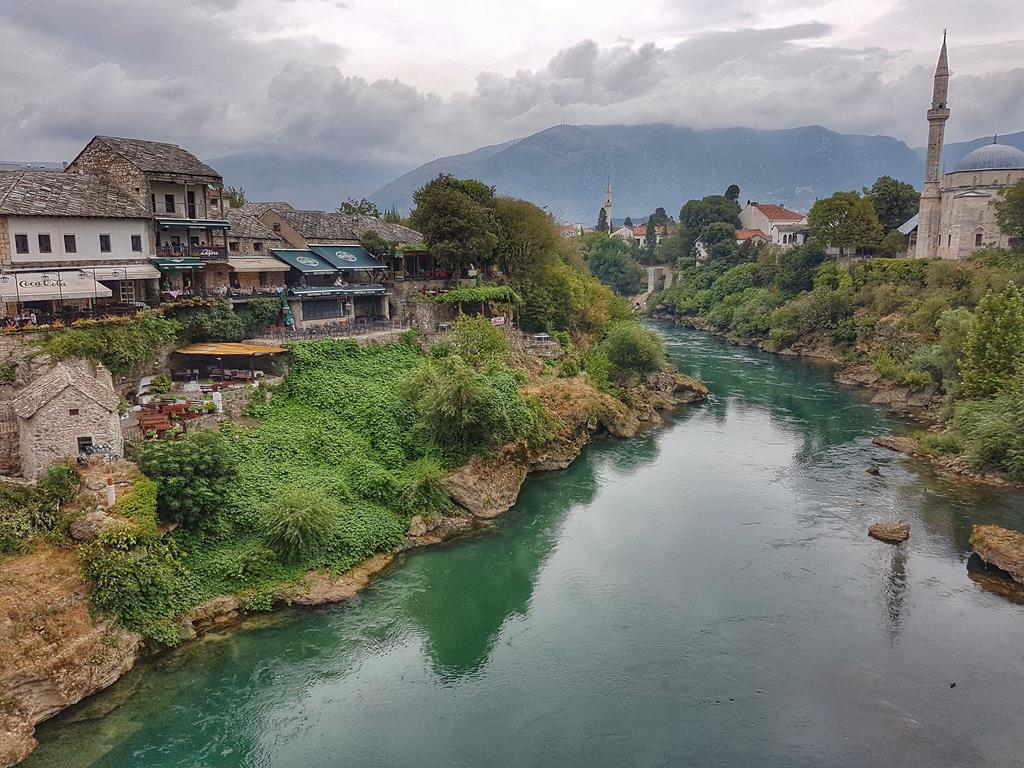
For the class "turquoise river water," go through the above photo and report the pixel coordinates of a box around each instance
[27,325,1024,767]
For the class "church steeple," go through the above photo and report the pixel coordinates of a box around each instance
[917,32,951,259]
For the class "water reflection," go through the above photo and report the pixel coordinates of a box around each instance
[881,546,908,643]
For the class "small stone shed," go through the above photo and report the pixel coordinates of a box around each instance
[12,362,123,478]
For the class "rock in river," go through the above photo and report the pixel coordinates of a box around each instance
[868,521,910,544]
[970,525,1024,586]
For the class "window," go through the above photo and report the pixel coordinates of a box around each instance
[99,234,111,252]
[76,436,93,454]
[14,234,29,254]
[186,190,196,218]
[151,193,157,212]
[272,223,281,233]
[253,241,263,252]
[37,234,52,253]
[164,193,176,213]
[119,282,136,303]
[229,241,239,252]
[68,409,79,416]
[975,232,983,247]
[302,298,343,320]
[947,234,951,247]
[64,234,77,253]
[131,234,142,252]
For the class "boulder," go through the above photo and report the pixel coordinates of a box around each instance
[970,525,1024,586]
[868,521,910,544]
[872,435,918,455]
[444,443,531,519]
[68,510,121,542]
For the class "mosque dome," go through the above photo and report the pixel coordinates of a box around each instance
[953,140,1024,172]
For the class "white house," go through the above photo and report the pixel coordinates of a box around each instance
[739,203,807,249]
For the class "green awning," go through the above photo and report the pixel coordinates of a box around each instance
[152,257,205,271]
[308,245,384,271]
[270,249,338,275]
[290,285,386,298]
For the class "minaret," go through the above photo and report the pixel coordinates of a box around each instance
[603,177,613,233]
[917,32,950,258]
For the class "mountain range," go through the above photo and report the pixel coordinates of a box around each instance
[368,124,1024,222]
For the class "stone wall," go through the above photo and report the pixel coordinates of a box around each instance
[0,401,19,476]
[0,216,10,270]
[19,390,123,479]
[67,142,150,211]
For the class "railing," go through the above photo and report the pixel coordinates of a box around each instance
[155,245,227,260]
[260,317,410,342]
[159,287,284,302]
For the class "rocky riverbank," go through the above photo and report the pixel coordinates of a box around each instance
[0,368,707,766]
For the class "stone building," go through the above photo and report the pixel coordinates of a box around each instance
[0,169,158,319]
[738,203,807,249]
[67,136,229,293]
[907,35,1024,259]
[214,207,289,296]
[12,362,122,479]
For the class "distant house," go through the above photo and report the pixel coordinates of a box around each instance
[12,362,122,479]
[0,169,158,320]
[735,229,769,245]
[739,202,807,249]
[629,224,672,249]
[611,225,634,243]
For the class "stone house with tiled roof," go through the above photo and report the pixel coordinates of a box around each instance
[739,202,808,249]
[11,361,122,479]
[214,207,289,295]
[256,204,423,249]
[0,169,158,317]
[67,136,229,295]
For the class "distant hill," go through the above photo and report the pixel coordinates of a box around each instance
[368,124,1024,222]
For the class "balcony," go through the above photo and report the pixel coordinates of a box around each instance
[156,244,227,260]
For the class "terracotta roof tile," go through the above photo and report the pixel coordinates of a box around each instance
[752,203,803,221]
[736,228,768,240]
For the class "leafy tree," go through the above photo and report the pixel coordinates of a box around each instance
[623,216,633,228]
[775,242,828,293]
[596,206,609,233]
[651,207,672,226]
[410,176,499,270]
[338,198,382,217]
[139,431,237,529]
[601,322,666,378]
[449,315,508,367]
[864,175,919,233]
[655,233,688,267]
[994,179,1024,242]
[959,282,1024,398]
[724,184,740,201]
[581,235,645,294]
[807,191,883,257]
[494,197,558,278]
[879,229,907,256]
[223,186,248,208]
[360,231,398,260]
[679,195,741,254]
[260,489,338,564]
[644,217,658,251]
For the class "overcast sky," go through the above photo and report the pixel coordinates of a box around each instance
[2,0,1022,170]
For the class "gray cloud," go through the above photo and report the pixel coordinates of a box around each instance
[0,0,1021,177]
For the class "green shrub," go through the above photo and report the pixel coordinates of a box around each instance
[149,373,172,394]
[0,361,17,384]
[0,466,80,554]
[583,349,612,391]
[600,322,666,379]
[405,354,541,457]
[952,379,1024,480]
[449,315,508,367]
[260,489,339,564]
[959,283,1024,399]
[39,312,180,376]
[915,431,964,456]
[112,477,159,537]
[140,431,237,530]
[79,525,188,644]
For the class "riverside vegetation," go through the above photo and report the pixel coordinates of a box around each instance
[649,242,1024,483]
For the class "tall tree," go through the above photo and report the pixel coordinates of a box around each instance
[724,184,740,201]
[959,282,1024,399]
[623,216,633,228]
[644,216,658,251]
[495,197,558,279]
[596,207,608,233]
[807,191,883,257]
[223,186,248,208]
[994,179,1024,242]
[678,195,742,255]
[864,176,919,233]
[651,207,671,226]
[338,198,382,217]
[409,176,499,270]
[382,206,403,223]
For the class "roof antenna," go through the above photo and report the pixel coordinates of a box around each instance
[993,134,998,144]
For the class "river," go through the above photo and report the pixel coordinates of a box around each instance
[27,325,1024,768]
